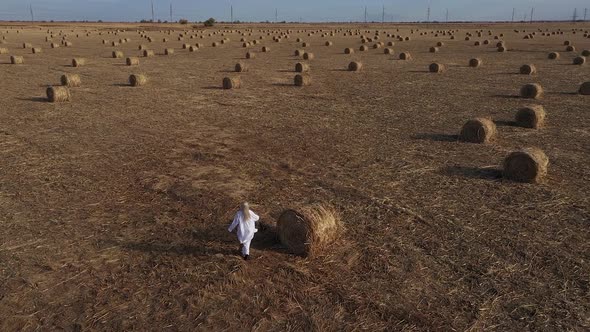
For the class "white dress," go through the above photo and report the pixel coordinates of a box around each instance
[228,210,259,244]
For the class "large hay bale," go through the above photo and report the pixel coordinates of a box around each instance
[138,44,146,50]
[31,47,42,54]
[503,148,549,183]
[294,74,311,86]
[469,58,482,67]
[566,45,575,52]
[348,61,362,71]
[46,86,71,102]
[222,77,241,89]
[399,52,412,60]
[10,55,23,64]
[22,42,32,48]
[459,118,497,143]
[429,46,439,53]
[295,62,309,72]
[61,74,81,87]
[325,41,333,46]
[579,81,590,95]
[189,45,198,52]
[51,43,59,48]
[344,47,354,54]
[429,62,446,73]
[582,50,590,57]
[112,51,123,58]
[548,52,560,60]
[164,48,174,55]
[129,74,147,86]
[262,46,270,52]
[246,51,255,59]
[277,205,343,257]
[497,46,507,52]
[0,48,8,54]
[303,52,315,60]
[235,62,248,72]
[126,57,139,66]
[519,64,536,75]
[143,50,154,57]
[359,45,368,52]
[520,83,543,99]
[573,56,586,65]
[437,41,444,47]
[515,105,546,129]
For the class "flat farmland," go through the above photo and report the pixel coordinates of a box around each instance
[0,22,589,331]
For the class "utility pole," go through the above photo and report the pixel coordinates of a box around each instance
[364,6,367,23]
[29,4,34,22]
[512,8,515,22]
[584,8,588,21]
[530,7,534,23]
[573,8,578,22]
[170,2,172,22]
[446,8,449,23]
[151,1,155,23]
[275,8,278,23]
[382,5,385,24]
[231,5,233,23]
[426,2,431,22]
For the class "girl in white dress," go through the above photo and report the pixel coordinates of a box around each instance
[228,202,259,260]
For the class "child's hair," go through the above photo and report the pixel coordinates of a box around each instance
[241,202,251,221]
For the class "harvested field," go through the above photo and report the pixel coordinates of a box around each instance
[0,21,589,331]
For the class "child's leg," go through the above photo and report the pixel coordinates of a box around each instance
[242,240,251,256]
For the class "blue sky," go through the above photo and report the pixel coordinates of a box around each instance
[0,0,588,22]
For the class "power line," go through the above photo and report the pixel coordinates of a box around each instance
[364,6,367,23]
[573,8,578,22]
[446,8,449,23]
[584,8,588,21]
[275,8,278,23]
[382,5,385,24]
[29,4,34,22]
[230,5,233,23]
[151,1,155,22]
[426,3,431,22]
[170,2,172,22]
[530,7,534,23]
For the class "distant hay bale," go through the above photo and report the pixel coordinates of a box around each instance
[111,41,119,47]
[429,46,439,53]
[348,61,363,71]
[46,86,71,102]
[22,42,32,48]
[302,42,308,47]
[10,55,23,64]
[126,57,139,66]
[303,52,315,60]
[459,118,497,144]
[262,46,270,52]
[235,62,248,72]
[0,48,7,54]
[579,81,590,95]
[429,62,446,73]
[189,45,198,52]
[437,41,444,47]
[564,40,571,46]
[32,47,42,54]
[520,83,543,99]
[384,48,393,54]
[164,48,174,55]
[387,41,395,46]
[138,44,146,50]
[566,45,575,52]
[294,74,311,86]
[222,77,241,89]
[497,46,507,52]
[582,50,590,57]
[503,148,549,183]
[519,64,536,75]
[246,51,255,59]
[516,105,546,129]
[325,41,333,46]
[359,45,368,51]
[294,49,304,56]
[129,74,147,87]
[72,58,86,67]
[399,52,412,60]
[373,43,381,49]
[548,52,560,60]
[469,58,482,67]
[61,74,81,87]
[295,62,309,72]
[51,43,59,48]
[573,56,586,65]
[143,50,154,57]
[344,47,354,54]
[474,41,481,46]
[112,51,123,58]
[277,205,343,257]
[64,41,72,47]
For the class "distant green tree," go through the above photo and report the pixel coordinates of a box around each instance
[179,19,188,24]
[204,18,216,27]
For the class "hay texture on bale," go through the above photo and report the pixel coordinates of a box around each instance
[32,47,42,54]
[515,105,546,129]
[399,52,412,60]
[573,56,586,65]
[72,58,85,67]
[459,118,497,144]
[384,48,393,54]
[235,62,248,72]
[126,57,139,66]
[429,46,439,53]
[303,52,315,60]
[579,81,590,95]
[344,47,354,54]
[143,50,155,57]
[46,86,71,102]
[61,74,81,87]
[295,62,310,73]
[520,83,543,99]
[519,64,537,75]
[164,48,174,55]
[582,50,590,57]
[246,51,255,59]
[10,55,24,64]
[503,148,549,183]
[129,74,147,87]
[348,61,363,71]
[294,74,311,86]
[469,58,482,67]
[222,77,241,89]
[277,205,343,257]
[112,51,123,58]
[429,63,446,73]
[548,52,560,60]
[0,48,8,54]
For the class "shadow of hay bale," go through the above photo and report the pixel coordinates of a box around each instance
[411,133,458,142]
[440,165,502,180]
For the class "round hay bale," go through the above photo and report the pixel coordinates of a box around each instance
[295,62,309,73]
[72,58,86,67]
[566,45,575,52]
[437,41,444,47]
[64,41,72,47]
[32,47,42,54]
[189,45,198,52]
[515,105,546,129]
[503,148,549,183]
[344,47,354,54]
[129,74,147,87]
[246,51,255,59]
[303,52,314,60]
[459,118,497,143]
[359,45,368,52]
[383,48,393,54]
[348,61,362,71]
[277,205,343,257]
[61,74,81,87]
[387,41,395,46]
[520,83,543,99]
[548,52,559,60]
[519,64,536,75]
[0,48,8,54]
[564,40,571,46]
[143,50,154,57]
[573,56,586,65]
[325,41,333,46]
[10,55,23,64]
[399,52,412,60]
[302,42,308,47]
[111,41,119,47]
[429,46,439,53]
[469,58,482,67]
[294,49,304,56]
[582,50,590,57]
[579,81,590,95]
[138,44,146,50]
[112,51,123,58]
[46,86,71,102]
[429,62,446,73]
[22,42,32,48]
[164,48,174,55]
[235,62,248,72]
[126,57,139,66]
[222,77,241,89]
[497,46,507,52]
[262,46,270,52]
[373,43,381,49]
[294,74,311,87]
